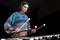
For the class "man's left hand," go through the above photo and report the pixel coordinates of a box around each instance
[32,29,36,33]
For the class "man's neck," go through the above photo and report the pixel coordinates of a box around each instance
[20,11,25,14]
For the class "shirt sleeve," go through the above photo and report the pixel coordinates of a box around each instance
[4,12,16,30]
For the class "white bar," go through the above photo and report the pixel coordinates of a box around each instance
[54,35,58,36]
[34,37,39,39]
[30,38,34,40]
[17,39,22,40]
[39,37,43,39]
[1,39,5,40]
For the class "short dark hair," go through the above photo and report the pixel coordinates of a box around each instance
[19,1,29,11]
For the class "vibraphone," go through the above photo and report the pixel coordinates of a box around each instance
[1,34,60,40]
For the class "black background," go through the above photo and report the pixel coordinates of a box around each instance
[0,0,60,38]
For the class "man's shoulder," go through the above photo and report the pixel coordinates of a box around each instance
[11,12,19,15]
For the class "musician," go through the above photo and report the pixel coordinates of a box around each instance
[4,1,36,38]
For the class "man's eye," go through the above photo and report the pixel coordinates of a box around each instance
[24,6,28,8]
[24,6,26,8]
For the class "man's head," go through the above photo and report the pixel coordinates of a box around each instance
[19,1,29,13]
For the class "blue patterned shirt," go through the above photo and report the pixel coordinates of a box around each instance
[4,12,31,31]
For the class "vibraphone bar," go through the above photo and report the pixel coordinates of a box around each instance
[1,34,60,40]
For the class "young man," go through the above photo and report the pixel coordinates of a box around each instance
[4,1,36,38]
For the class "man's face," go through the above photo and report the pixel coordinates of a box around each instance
[21,4,29,13]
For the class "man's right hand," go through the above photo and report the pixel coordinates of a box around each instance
[6,28,21,34]
[9,27,14,31]
[6,27,14,34]
[14,28,21,32]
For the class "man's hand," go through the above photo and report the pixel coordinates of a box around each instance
[9,27,14,31]
[15,28,21,32]
[6,27,14,34]
[32,29,36,33]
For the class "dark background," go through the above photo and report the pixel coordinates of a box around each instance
[0,0,60,38]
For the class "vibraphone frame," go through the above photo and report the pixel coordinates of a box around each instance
[1,34,60,40]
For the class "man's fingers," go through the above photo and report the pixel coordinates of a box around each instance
[15,28,21,32]
[9,27,14,31]
[32,29,36,33]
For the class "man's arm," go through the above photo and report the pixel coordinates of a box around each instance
[4,12,18,34]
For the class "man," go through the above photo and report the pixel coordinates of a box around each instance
[4,1,36,38]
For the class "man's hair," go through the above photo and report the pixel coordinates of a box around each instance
[19,1,29,11]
